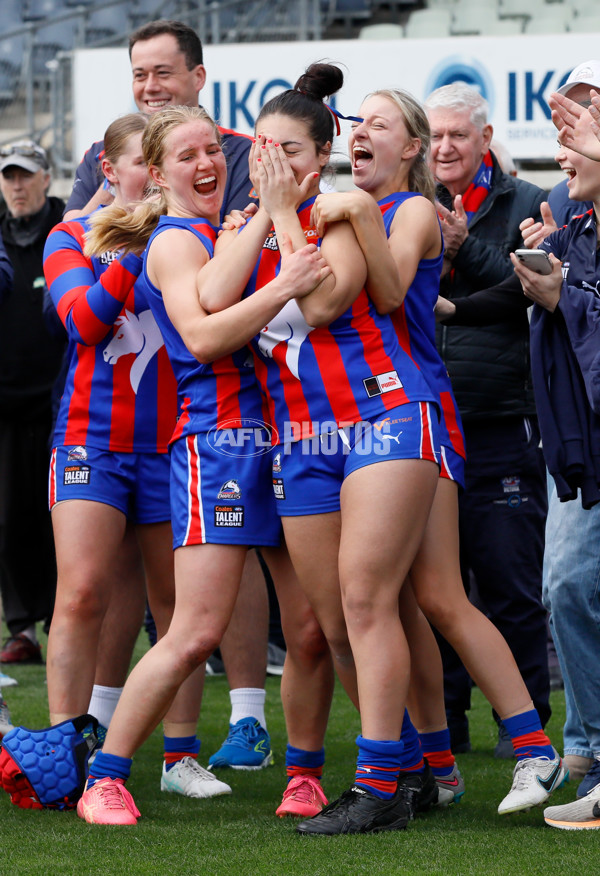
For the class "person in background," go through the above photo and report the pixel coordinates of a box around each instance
[63,17,278,767]
[0,141,65,666]
[425,83,551,757]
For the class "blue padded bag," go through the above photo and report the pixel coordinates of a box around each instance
[0,714,99,810]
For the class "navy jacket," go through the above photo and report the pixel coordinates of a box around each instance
[530,210,600,507]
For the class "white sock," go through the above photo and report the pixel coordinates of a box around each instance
[229,688,266,729]
[88,684,123,728]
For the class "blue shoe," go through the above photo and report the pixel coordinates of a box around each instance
[577,758,600,798]
[208,718,273,770]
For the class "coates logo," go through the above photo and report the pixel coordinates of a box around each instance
[67,445,88,461]
[425,56,494,115]
[207,418,278,458]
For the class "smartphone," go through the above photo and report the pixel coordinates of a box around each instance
[514,249,553,275]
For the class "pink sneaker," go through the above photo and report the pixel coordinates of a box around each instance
[77,778,141,825]
[276,775,328,818]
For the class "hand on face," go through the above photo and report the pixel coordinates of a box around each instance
[510,250,563,311]
[252,135,318,219]
[549,89,600,162]
[436,194,468,260]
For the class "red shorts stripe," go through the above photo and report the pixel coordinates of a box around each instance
[184,435,205,545]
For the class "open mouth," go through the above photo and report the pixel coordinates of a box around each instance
[194,175,217,194]
[353,145,373,169]
[147,99,171,110]
[564,167,576,184]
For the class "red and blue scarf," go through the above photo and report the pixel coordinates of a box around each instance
[461,150,494,225]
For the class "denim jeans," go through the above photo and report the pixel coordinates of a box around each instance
[543,484,600,757]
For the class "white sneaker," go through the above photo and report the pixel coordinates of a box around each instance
[160,757,232,799]
[498,749,568,814]
[0,671,18,688]
[544,782,600,830]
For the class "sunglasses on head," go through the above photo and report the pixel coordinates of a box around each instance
[0,144,46,162]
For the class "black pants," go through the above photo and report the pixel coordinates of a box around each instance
[0,413,56,636]
[438,416,551,727]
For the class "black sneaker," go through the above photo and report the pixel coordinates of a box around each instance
[395,760,439,814]
[494,719,514,760]
[296,785,411,835]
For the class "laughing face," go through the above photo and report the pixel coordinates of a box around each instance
[131,34,206,114]
[555,141,600,203]
[349,94,420,199]
[427,105,492,197]
[151,120,226,222]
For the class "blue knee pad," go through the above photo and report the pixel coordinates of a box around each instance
[0,714,99,810]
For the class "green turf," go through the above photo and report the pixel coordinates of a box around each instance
[0,638,594,876]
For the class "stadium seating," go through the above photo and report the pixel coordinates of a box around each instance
[358,22,404,38]
[405,8,452,37]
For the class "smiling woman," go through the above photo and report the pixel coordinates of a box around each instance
[76,104,330,826]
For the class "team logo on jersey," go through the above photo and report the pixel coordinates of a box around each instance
[258,299,314,379]
[103,309,165,394]
[501,476,520,493]
[263,230,279,251]
[272,452,282,473]
[273,478,285,500]
[363,371,403,398]
[67,445,88,461]
[218,479,241,500]
[214,505,244,527]
[63,465,90,485]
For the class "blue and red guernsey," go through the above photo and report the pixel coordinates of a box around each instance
[379,193,465,460]
[44,216,178,453]
[244,197,436,444]
[140,215,267,441]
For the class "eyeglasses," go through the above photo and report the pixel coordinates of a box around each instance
[0,144,46,163]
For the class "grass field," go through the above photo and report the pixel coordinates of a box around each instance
[0,636,596,876]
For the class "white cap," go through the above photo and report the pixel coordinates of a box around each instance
[557,60,600,97]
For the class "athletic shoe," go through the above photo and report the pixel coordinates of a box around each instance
[0,634,42,665]
[0,696,13,740]
[577,758,600,798]
[395,761,439,814]
[266,642,286,677]
[544,781,600,830]
[0,671,17,688]
[563,754,594,781]
[434,764,466,805]
[205,653,225,677]
[276,775,328,818]
[497,749,568,814]
[296,785,411,836]
[77,777,141,826]
[208,717,273,770]
[494,720,514,760]
[161,757,232,799]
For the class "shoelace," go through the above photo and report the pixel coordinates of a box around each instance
[512,757,552,790]
[287,777,320,804]
[178,757,217,781]
[96,779,139,816]
[227,722,260,749]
